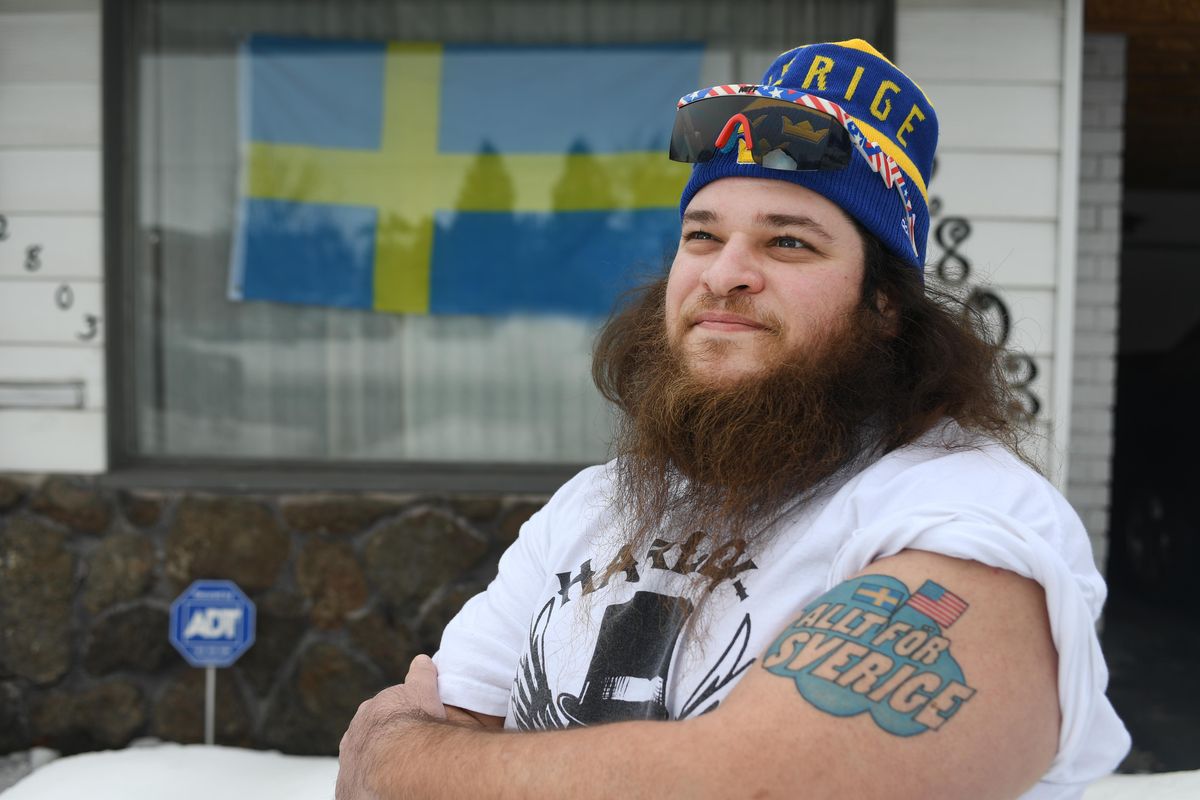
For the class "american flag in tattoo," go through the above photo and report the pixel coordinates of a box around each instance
[905,580,968,628]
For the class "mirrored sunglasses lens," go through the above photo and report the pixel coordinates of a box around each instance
[752,104,850,171]
[669,95,851,172]
[669,96,748,163]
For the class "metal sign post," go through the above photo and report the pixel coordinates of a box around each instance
[169,580,256,745]
[205,666,216,745]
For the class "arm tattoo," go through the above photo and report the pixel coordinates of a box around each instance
[762,575,976,736]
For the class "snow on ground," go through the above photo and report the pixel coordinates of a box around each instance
[1083,771,1200,800]
[1,744,336,799]
[2,743,1199,799]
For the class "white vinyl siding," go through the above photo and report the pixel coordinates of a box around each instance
[898,0,1075,483]
[0,4,105,472]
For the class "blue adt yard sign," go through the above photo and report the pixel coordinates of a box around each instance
[170,580,256,668]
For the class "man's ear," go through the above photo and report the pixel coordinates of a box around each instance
[874,289,900,336]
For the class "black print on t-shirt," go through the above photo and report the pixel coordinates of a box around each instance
[512,532,762,730]
[510,591,690,728]
[678,612,755,719]
[510,595,756,729]
[555,534,758,607]
[510,598,567,730]
[557,591,694,724]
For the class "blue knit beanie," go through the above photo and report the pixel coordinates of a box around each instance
[678,40,938,270]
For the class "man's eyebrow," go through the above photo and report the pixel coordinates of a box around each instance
[756,213,835,243]
[682,209,717,224]
[681,209,836,244]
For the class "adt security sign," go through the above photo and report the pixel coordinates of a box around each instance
[170,580,256,668]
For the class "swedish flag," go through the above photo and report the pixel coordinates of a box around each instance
[852,582,905,612]
[228,35,702,316]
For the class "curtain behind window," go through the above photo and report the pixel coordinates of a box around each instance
[128,0,889,464]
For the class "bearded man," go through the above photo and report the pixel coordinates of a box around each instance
[337,40,1129,799]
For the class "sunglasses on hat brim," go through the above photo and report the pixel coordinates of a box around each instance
[669,92,852,172]
[671,84,922,261]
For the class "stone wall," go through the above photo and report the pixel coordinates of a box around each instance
[0,474,545,756]
[1068,33,1125,569]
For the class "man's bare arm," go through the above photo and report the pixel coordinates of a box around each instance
[337,550,1060,799]
[443,706,503,728]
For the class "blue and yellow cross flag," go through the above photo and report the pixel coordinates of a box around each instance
[228,36,703,317]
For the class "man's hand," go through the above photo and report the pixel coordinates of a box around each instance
[336,655,447,800]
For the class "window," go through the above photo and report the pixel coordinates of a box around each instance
[106,0,891,480]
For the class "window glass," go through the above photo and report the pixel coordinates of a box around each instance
[126,0,889,464]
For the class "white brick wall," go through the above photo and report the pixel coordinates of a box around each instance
[1068,33,1125,569]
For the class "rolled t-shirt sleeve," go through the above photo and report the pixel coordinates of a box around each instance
[432,465,607,718]
[826,453,1130,794]
[433,506,551,717]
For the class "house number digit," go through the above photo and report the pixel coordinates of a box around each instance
[1003,353,1042,421]
[56,284,74,310]
[0,214,8,241]
[77,314,100,341]
[25,245,42,272]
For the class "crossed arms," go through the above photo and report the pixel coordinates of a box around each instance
[336,549,1060,799]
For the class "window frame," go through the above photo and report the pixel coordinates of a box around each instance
[100,0,893,492]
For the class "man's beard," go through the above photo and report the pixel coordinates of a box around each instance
[601,281,898,586]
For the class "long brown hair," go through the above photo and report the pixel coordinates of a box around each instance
[852,227,1031,461]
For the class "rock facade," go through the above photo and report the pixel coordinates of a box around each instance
[0,474,546,755]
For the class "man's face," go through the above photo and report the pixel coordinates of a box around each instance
[665,177,867,382]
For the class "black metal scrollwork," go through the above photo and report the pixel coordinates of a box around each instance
[965,287,1012,349]
[25,244,41,272]
[1003,353,1041,419]
[935,218,972,286]
[928,158,1041,421]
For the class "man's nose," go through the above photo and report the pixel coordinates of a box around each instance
[701,237,764,296]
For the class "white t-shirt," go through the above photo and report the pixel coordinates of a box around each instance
[435,428,1130,798]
